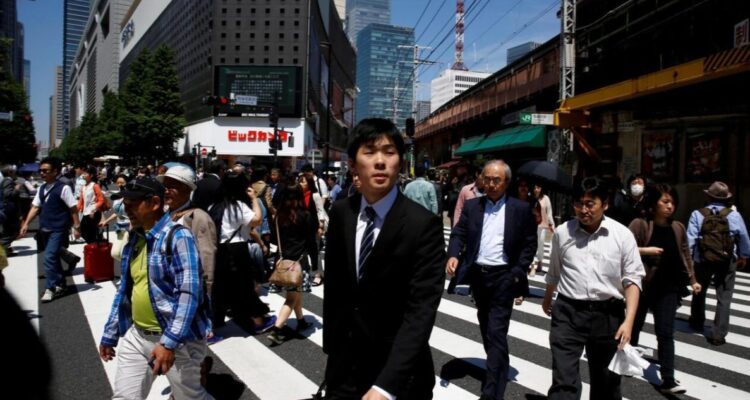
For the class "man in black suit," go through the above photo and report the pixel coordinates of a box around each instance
[191,159,225,211]
[446,160,537,400]
[324,118,446,400]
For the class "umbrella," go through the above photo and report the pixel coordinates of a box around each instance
[17,162,40,173]
[517,160,572,193]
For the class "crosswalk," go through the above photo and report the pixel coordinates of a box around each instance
[5,227,750,399]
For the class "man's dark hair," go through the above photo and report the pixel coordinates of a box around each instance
[250,165,268,183]
[208,159,227,175]
[573,177,609,203]
[347,118,405,161]
[301,163,314,173]
[414,165,426,177]
[40,157,62,173]
[626,173,646,187]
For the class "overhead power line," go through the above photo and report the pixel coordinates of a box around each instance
[415,0,450,44]
[413,0,436,32]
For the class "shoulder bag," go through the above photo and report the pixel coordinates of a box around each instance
[268,217,303,287]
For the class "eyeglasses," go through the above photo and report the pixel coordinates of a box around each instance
[482,177,504,186]
[573,201,599,211]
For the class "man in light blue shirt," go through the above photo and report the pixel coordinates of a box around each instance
[403,165,438,214]
[686,181,750,346]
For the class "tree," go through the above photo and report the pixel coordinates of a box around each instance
[120,45,185,163]
[0,39,36,164]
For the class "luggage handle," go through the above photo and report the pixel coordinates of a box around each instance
[97,226,110,243]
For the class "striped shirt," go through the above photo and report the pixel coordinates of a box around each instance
[101,213,211,349]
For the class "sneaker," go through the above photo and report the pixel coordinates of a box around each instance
[707,336,726,346]
[41,289,54,303]
[252,315,277,335]
[659,380,686,394]
[296,318,311,332]
[267,330,285,345]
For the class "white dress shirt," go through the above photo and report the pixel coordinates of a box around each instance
[546,216,645,300]
[476,195,509,266]
[32,182,77,208]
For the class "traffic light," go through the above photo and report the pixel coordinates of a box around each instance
[202,95,229,106]
[268,103,279,127]
[405,118,415,137]
[210,149,217,157]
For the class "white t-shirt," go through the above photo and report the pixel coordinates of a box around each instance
[32,181,77,208]
[211,201,256,243]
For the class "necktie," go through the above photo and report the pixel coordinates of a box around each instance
[358,206,377,280]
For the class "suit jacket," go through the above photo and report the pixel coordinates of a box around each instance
[323,191,446,397]
[192,174,222,212]
[447,195,537,294]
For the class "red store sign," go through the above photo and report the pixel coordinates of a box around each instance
[227,129,290,143]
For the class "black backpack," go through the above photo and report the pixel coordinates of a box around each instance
[698,207,735,264]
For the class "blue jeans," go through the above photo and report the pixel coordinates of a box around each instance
[41,231,67,290]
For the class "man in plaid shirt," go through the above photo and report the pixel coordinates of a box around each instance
[99,177,213,400]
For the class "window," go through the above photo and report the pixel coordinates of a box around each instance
[264,33,270,39]
[265,8,270,13]
[280,8,285,13]
[251,8,256,13]
[294,33,299,39]
[221,58,226,63]
[236,20,241,26]
[265,20,270,26]
[294,8,300,13]
[235,32,240,38]
[293,45,299,52]
[235,58,240,63]
[221,32,226,38]
[221,8,226,13]
[293,58,298,64]
[249,58,255,63]
[278,45,284,51]
[280,20,285,26]
[249,45,255,51]
[279,33,285,39]
[294,20,299,26]
[220,45,226,51]
[263,58,269,64]
[236,8,241,13]
[250,32,255,38]
[235,45,240,51]
[278,58,284,64]
[264,45,269,51]
[221,20,226,26]
[250,20,255,26]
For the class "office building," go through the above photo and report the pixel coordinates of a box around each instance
[416,100,431,122]
[63,0,90,136]
[51,66,64,148]
[119,0,356,160]
[346,0,390,46]
[507,41,541,65]
[23,58,29,104]
[69,0,133,128]
[0,1,24,83]
[355,23,413,129]
[430,68,489,112]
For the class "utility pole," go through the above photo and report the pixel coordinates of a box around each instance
[560,0,576,153]
[398,44,437,176]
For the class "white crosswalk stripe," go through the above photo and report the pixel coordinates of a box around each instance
[7,227,750,399]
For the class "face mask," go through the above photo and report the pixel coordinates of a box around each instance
[630,184,644,197]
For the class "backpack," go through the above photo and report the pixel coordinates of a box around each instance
[698,207,735,264]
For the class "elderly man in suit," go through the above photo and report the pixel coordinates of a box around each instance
[324,118,446,400]
[446,160,538,400]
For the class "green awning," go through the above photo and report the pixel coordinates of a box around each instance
[454,125,547,156]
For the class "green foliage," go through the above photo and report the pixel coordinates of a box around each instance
[56,44,185,164]
[0,39,37,164]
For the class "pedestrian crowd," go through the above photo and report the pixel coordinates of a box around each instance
[1,117,748,400]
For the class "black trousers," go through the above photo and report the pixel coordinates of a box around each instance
[470,265,515,400]
[212,244,270,329]
[548,296,625,400]
[631,288,679,382]
[80,212,102,244]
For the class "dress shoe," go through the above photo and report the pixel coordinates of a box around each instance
[707,337,726,346]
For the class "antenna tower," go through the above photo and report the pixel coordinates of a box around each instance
[451,0,468,70]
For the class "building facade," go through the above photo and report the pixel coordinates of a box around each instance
[69,0,133,128]
[0,0,24,84]
[50,66,64,149]
[345,0,390,46]
[416,99,431,122]
[355,23,413,129]
[430,68,489,112]
[22,58,29,105]
[63,0,90,136]
[119,0,356,164]
[506,41,540,65]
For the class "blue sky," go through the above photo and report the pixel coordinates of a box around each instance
[20,0,561,146]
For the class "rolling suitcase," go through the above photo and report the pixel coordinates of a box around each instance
[84,229,115,283]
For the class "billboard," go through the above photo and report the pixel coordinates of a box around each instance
[214,66,303,117]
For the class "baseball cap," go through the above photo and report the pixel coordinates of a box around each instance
[110,177,165,200]
[156,165,197,190]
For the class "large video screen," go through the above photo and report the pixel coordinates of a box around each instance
[214,66,302,117]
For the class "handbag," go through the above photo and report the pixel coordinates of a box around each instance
[268,218,303,287]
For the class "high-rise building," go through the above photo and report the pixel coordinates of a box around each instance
[355,23,413,128]
[69,0,134,128]
[0,0,24,83]
[62,0,90,137]
[416,100,431,122]
[334,0,346,22]
[51,66,64,148]
[22,58,29,105]
[346,0,390,46]
[430,69,489,112]
[118,0,356,161]
[506,41,541,65]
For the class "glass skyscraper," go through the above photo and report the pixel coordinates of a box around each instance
[355,23,414,129]
[63,0,90,136]
[345,0,390,46]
